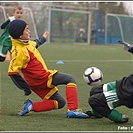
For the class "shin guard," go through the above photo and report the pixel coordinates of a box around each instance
[66,83,78,111]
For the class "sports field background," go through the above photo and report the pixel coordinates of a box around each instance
[0,43,133,131]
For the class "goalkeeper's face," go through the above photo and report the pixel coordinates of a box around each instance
[13,8,23,20]
[19,25,31,40]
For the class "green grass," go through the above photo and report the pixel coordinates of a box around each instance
[0,44,133,131]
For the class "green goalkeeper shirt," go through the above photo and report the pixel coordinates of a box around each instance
[116,73,133,108]
[0,19,12,55]
[103,81,120,110]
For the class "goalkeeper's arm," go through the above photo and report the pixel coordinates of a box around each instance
[118,40,133,54]
[122,43,133,54]
[9,74,31,96]
[128,46,133,54]
[1,19,10,29]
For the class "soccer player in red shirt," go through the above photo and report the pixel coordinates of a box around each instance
[8,19,89,118]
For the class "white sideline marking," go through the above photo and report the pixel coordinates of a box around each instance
[47,60,133,63]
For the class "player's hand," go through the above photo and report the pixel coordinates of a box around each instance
[118,40,131,51]
[7,13,15,22]
[43,31,49,39]
[7,13,10,19]
[123,45,130,51]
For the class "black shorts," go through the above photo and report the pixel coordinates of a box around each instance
[89,85,111,117]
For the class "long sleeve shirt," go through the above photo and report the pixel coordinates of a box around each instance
[8,36,57,93]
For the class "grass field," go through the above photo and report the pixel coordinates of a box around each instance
[0,43,133,131]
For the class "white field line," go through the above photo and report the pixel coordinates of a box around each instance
[47,60,133,63]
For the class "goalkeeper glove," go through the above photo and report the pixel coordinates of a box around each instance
[118,40,133,54]
[9,16,15,22]
[123,44,133,54]
[128,46,133,54]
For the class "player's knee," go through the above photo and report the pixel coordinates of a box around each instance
[88,96,97,109]
[58,98,66,109]
[68,74,76,83]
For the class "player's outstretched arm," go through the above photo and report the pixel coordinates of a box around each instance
[35,31,49,48]
[43,31,49,39]
[0,19,10,29]
[128,47,133,54]
[0,13,15,29]
[7,13,15,22]
[118,40,133,54]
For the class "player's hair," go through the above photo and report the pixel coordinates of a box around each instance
[13,6,23,13]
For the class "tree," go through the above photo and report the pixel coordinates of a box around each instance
[98,2,128,15]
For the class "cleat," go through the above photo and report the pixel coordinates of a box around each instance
[114,115,129,123]
[67,109,90,118]
[18,99,33,116]
[121,115,129,123]
[84,110,92,117]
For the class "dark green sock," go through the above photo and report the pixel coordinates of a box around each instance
[90,109,95,115]
[108,109,122,122]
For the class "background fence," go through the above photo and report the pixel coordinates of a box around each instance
[0,6,38,40]
[0,3,133,44]
[49,8,91,44]
[95,12,133,44]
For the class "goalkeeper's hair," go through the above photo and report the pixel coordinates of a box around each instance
[13,6,23,13]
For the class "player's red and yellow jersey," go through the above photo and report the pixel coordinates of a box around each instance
[8,39,58,87]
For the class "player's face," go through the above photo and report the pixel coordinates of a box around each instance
[19,25,31,40]
[13,9,23,20]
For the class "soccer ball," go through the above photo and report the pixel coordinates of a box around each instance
[83,67,103,86]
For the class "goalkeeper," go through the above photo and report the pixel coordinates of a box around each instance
[7,19,89,118]
[84,42,133,123]
[0,6,23,62]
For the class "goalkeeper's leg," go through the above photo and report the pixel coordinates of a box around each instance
[89,93,128,123]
